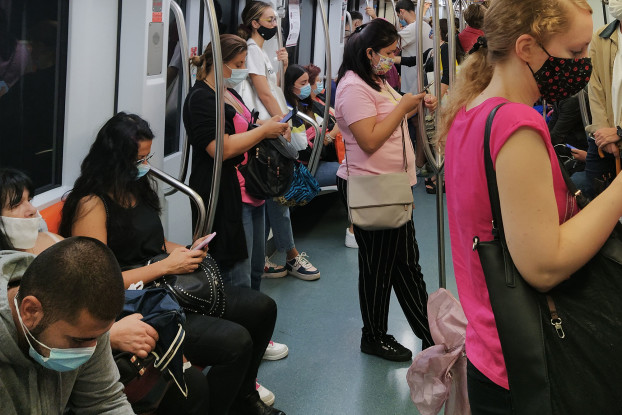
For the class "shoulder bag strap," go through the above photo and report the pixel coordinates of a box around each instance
[483,103,507,243]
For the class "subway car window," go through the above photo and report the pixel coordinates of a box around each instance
[0,0,68,191]
[164,0,185,157]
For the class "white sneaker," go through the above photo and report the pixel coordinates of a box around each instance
[285,253,320,280]
[262,340,289,361]
[256,380,275,406]
[262,256,288,278]
[345,228,358,249]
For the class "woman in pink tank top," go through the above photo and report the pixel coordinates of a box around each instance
[439,0,622,413]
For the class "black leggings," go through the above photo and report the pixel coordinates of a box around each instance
[183,286,276,415]
[467,359,513,415]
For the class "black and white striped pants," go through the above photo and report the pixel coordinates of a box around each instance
[338,177,433,349]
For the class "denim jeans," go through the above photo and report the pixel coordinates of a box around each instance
[265,198,296,254]
[314,161,339,187]
[220,203,266,290]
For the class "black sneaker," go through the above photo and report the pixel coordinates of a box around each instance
[360,335,413,362]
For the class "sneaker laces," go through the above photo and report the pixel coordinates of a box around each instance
[265,256,281,269]
[294,252,315,270]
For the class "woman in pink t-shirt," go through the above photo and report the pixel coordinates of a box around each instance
[440,0,617,413]
[335,19,437,361]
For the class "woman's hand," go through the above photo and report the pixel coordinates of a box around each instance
[365,6,377,19]
[260,116,289,138]
[594,127,619,149]
[276,48,289,67]
[163,247,205,274]
[110,314,159,358]
[189,235,210,252]
[398,92,425,115]
[570,148,587,162]
[424,94,438,112]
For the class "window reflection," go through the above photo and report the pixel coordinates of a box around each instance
[0,0,66,190]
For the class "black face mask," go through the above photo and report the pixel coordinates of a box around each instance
[257,24,278,40]
[527,45,592,103]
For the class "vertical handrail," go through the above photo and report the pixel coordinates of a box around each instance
[458,0,466,32]
[602,0,609,25]
[310,0,331,176]
[388,0,400,30]
[416,0,452,289]
[276,1,286,89]
[447,0,457,88]
[201,0,224,236]
[165,1,191,197]
[578,89,590,129]
[148,166,206,241]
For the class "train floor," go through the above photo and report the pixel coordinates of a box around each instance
[258,177,458,415]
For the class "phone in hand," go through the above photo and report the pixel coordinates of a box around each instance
[419,81,435,94]
[280,108,297,123]
[193,232,216,251]
[566,143,578,150]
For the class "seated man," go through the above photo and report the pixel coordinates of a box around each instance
[0,237,133,414]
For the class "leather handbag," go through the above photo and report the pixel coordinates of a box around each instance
[473,103,622,415]
[239,134,297,200]
[145,253,226,318]
[345,119,413,231]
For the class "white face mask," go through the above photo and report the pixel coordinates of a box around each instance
[1,211,41,249]
[609,0,622,21]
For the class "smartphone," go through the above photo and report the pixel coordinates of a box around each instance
[280,108,296,123]
[419,81,435,94]
[566,143,578,150]
[193,232,216,251]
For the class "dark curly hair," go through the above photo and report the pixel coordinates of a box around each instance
[59,112,159,238]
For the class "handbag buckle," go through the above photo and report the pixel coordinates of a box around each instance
[550,318,565,339]
[472,236,480,251]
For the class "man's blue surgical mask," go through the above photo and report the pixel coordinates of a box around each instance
[14,296,96,372]
[399,18,408,27]
[297,84,312,100]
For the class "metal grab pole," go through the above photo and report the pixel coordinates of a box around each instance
[602,0,609,25]
[201,0,224,236]
[447,0,457,89]
[276,1,286,89]
[165,1,191,197]
[310,0,331,177]
[297,112,323,175]
[149,166,206,242]
[389,0,400,29]
[344,11,353,38]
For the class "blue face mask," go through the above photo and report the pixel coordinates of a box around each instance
[136,164,151,179]
[14,296,96,372]
[225,65,249,88]
[297,84,312,100]
[399,18,408,27]
[313,81,324,95]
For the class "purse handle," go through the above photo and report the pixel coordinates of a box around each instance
[344,82,408,177]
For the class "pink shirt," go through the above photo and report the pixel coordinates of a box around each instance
[230,93,264,207]
[335,71,417,186]
[445,97,578,389]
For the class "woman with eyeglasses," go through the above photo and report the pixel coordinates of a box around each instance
[59,113,286,415]
[335,18,437,361]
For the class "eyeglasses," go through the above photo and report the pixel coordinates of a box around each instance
[136,153,155,165]
[259,16,277,24]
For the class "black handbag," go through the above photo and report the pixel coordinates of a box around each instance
[145,253,226,317]
[473,103,622,415]
[238,127,297,199]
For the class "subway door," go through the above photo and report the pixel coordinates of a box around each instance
[117,0,195,244]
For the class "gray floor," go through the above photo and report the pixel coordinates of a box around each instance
[258,179,457,415]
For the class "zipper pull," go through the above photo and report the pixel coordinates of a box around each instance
[551,317,565,339]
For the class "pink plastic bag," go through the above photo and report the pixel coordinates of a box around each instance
[407,288,470,415]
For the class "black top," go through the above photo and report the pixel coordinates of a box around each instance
[183,81,248,266]
[548,95,589,150]
[100,194,166,268]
